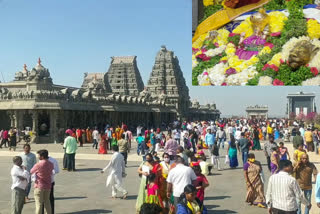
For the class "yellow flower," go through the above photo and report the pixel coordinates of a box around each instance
[195,50,203,57]
[307,19,320,39]
[192,33,209,49]
[233,18,253,38]
[225,43,236,57]
[203,0,214,7]
[268,53,282,67]
[213,28,230,46]
[220,56,228,61]
[269,12,287,33]
[259,46,271,55]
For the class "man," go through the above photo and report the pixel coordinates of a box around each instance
[11,156,30,214]
[136,133,145,156]
[9,127,17,151]
[264,136,278,172]
[125,129,133,150]
[63,131,78,171]
[293,131,304,150]
[30,150,54,214]
[216,127,226,149]
[238,132,249,165]
[41,154,59,214]
[293,154,317,214]
[150,129,156,153]
[266,160,311,214]
[166,156,197,209]
[190,127,199,153]
[76,128,83,147]
[164,135,178,160]
[101,145,128,199]
[118,134,129,167]
[313,129,319,155]
[304,128,314,152]
[92,127,99,149]
[177,146,188,166]
[235,128,241,143]
[205,128,215,152]
[20,144,37,202]
[267,124,273,139]
[0,128,8,148]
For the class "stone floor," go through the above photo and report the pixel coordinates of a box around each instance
[0,140,319,214]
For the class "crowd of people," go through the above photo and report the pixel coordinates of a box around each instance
[7,118,320,214]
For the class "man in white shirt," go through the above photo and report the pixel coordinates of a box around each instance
[101,145,128,199]
[235,128,241,143]
[266,160,311,214]
[166,156,197,209]
[11,156,30,214]
[92,127,99,149]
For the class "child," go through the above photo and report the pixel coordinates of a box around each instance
[278,142,290,160]
[270,147,279,174]
[176,184,207,214]
[192,165,209,203]
[294,144,307,162]
[145,173,163,208]
[211,143,221,170]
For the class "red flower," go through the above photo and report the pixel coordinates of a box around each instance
[196,53,211,61]
[201,48,207,53]
[311,67,319,76]
[280,59,284,64]
[192,48,199,53]
[221,82,227,86]
[264,43,274,49]
[229,33,240,37]
[262,64,270,71]
[306,64,310,67]
[271,32,281,37]
[273,79,284,86]
[220,60,227,63]
[270,64,279,72]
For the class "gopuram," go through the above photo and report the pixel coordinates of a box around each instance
[0,46,220,143]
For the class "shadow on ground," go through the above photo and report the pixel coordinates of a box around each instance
[74,168,102,172]
[205,196,231,200]
[61,209,111,214]
[55,196,87,200]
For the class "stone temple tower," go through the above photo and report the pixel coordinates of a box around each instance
[106,56,144,96]
[147,46,190,118]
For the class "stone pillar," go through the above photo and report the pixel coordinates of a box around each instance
[50,110,58,143]
[8,111,15,128]
[31,111,38,143]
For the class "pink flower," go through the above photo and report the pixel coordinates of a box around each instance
[203,72,209,75]
[262,64,270,71]
[264,43,274,49]
[201,48,207,53]
[221,82,227,86]
[196,54,211,61]
[271,32,281,37]
[311,67,319,76]
[306,64,310,67]
[270,64,279,72]
[214,43,219,48]
[273,79,284,86]
[192,48,199,53]
[220,60,227,63]
[280,59,284,64]
[229,33,240,37]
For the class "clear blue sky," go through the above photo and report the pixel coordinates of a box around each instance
[1,0,320,117]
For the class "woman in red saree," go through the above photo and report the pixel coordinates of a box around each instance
[98,131,107,154]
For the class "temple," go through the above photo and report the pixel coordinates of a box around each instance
[0,46,220,143]
[246,105,268,119]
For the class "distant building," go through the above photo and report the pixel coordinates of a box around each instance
[246,105,268,119]
[287,91,316,118]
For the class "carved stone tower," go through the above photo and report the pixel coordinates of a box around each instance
[147,46,190,118]
[106,56,144,96]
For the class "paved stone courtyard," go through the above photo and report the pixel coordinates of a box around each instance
[0,141,318,214]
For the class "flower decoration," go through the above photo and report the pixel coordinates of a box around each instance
[273,79,284,86]
[311,67,319,76]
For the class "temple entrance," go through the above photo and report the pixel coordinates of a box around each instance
[38,112,50,136]
[23,113,33,130]
[0,111,10,129]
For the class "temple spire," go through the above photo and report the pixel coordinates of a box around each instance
[23,64,27,70]
[38,57,41,65]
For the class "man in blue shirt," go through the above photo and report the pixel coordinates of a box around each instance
[150,130,156,153]
[205,128,215,151]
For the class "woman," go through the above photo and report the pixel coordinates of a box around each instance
[176,184,207,214]
[98,130,107,154]
[136,153,161,212]
[243,153,266,208]
[252,127,261,150]
[278,142,290,161]
[159,153,171,212]
[227,135,238,168]
[270,147,279,174]
[86,127,92,144]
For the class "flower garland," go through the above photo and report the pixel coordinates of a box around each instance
[307,19,320,39]
[203,0,214,7]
